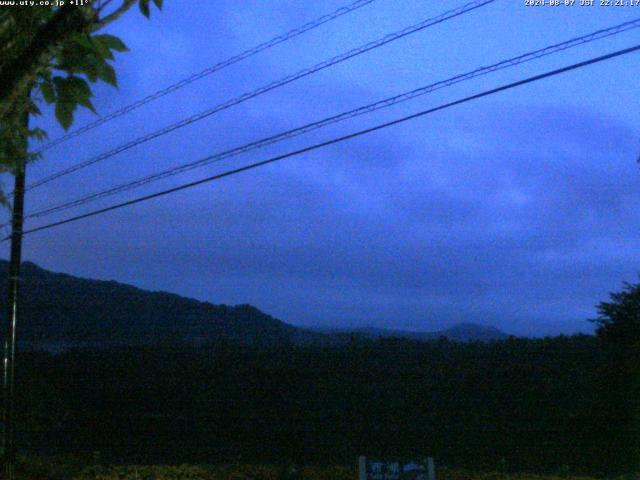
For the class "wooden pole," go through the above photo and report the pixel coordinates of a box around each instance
[2,101,28,480]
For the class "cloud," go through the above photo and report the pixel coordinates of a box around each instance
[12,1,640,337]
[22,98,637,336]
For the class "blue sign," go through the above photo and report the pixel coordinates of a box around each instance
[359,457,434,480]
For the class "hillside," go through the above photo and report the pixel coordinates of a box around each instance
[0,260,508,349]
[0,261,304,349]
[315,323,508,342]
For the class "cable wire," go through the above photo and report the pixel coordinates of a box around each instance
[36,0,379,152]
[22,17,640,221]
[24,0,496,192]
[9,43,640,241]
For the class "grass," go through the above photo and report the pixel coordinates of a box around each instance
[13,456,618,480]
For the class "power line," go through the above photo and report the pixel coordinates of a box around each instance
[36,0,379,152]
[9,43,640,241]
[21,18,640,221]
[24,0,496,192]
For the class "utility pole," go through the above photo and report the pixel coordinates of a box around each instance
[2,103,29,480]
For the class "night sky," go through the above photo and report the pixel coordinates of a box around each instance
[2,0,639,336]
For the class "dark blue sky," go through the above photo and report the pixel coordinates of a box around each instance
[3,0,639,336]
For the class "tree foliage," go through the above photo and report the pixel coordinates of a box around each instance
[593,279,640,347]
[13,336,612,476]
[591,279,640,473]
[0,1,162,179]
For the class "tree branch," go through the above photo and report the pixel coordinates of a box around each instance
[89,0,137,32]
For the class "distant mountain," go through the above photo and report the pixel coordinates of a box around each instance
[312,323,509,342]
[0,260,509,350]
[0,261,313,349]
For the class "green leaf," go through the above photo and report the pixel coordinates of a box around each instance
[77,96,97,114]
[97,63,117,87]
[28,128,48,141]
[93,34,128,53]
[64,76,92,102]
[26,151,43,164]
[51,75,98,117]
[40,80,55,104]
[54,76,93,112]
[74,34,94,51]
[37,70,52,83]
[69,54,101,82]
[152,0,163,8]
[89,37,114,61]
[77,63,98,82]
[139,0,151,18]
[55,101,75,130]
[27,99,41,116]
[53,76,66,95]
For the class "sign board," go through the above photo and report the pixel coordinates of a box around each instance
[358,456,435,480]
